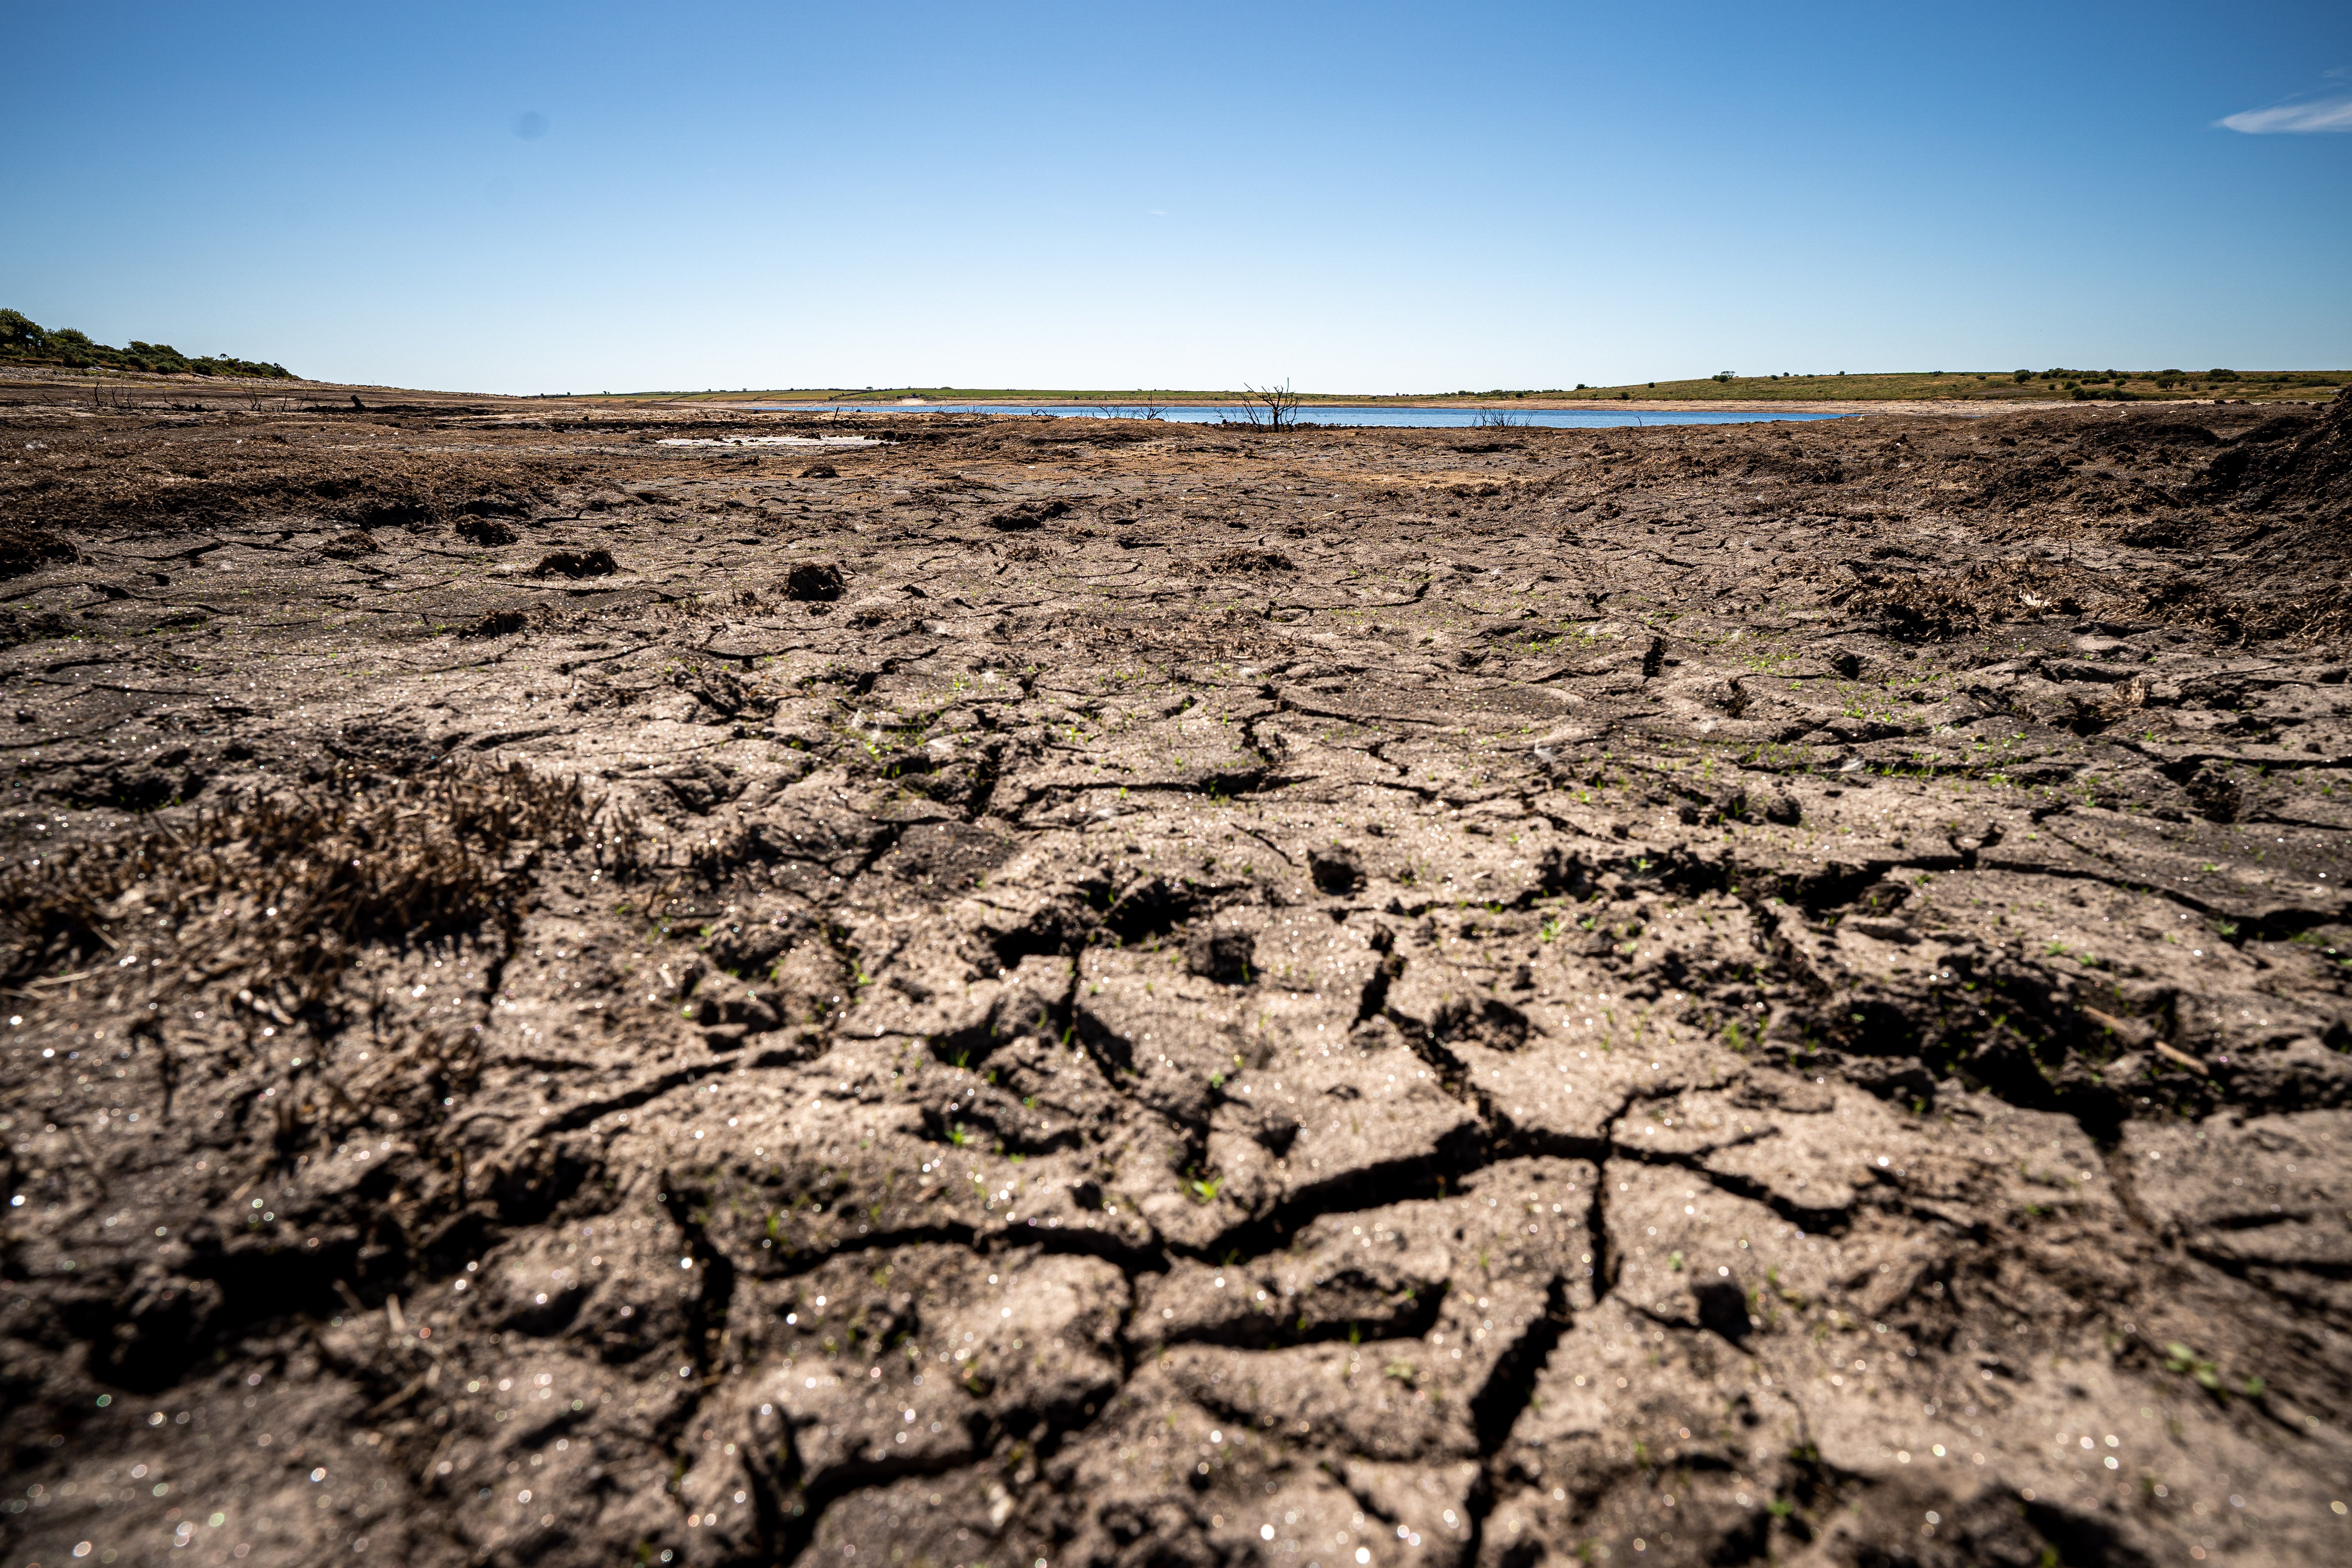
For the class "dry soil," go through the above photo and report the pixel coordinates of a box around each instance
[3,380,2351,1568]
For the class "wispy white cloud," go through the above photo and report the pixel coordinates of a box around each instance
[2219,95,2352,134]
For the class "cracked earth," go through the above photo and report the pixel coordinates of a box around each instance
[3,380,2351,1567]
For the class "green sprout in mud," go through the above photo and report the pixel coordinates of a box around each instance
[2165,1343,2263,1398]
[1188,1175,1223,1204]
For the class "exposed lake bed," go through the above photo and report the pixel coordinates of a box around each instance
[2,379,2348,1568]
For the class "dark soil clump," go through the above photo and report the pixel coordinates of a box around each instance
[0,524,77,577]
[784,561,846,600]
[459,607,530,639]
[983,497,1073,530]
[456,515,518,545]
[1193,546,1295,573]
[532,547,617,577]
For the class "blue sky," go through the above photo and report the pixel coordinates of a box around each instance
[4,2,2347,393]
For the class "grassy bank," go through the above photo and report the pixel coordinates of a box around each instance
[1555,368,2345,403]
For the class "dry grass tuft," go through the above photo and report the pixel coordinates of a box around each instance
[0,764,623,994]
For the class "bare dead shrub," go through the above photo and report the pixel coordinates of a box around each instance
[1230,380,1301,433]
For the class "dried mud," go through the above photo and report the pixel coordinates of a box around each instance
[4,383,2351,1568]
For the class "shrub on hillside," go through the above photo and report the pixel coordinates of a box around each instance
[0,307,295,379]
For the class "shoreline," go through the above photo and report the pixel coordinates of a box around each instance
[0,363,2325,420]
[656,395,2287,419]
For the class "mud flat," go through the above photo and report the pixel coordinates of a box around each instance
[2,379,2349,1567]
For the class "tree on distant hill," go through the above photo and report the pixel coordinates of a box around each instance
[44,328,103,367]
[0,308,295,379]
[0,310,42,354]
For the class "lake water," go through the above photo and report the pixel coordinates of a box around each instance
[714,402,1850,430]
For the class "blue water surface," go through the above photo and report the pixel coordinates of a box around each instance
[720,402,1850,429]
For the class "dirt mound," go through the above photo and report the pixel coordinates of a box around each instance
[2231,411,2321,446]
[2074,417,2221,452]
[1964,450,2073,513]
[2248,382,2352,511]
[1739,446,1847,483]
[2185,387,2352,584]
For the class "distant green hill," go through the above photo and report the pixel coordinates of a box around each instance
[0,307,296,380]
